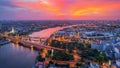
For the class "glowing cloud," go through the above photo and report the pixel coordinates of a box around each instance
[0,0,120,20]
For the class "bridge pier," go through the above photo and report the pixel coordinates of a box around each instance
[38,38,41,43]
[30,45,34,50]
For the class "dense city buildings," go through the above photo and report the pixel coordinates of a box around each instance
[0,20,120,68]
[1,0,120,68]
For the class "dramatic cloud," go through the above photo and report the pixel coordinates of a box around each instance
[0,0,120,20]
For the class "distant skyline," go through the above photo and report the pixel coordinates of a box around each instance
[0,0,120,20]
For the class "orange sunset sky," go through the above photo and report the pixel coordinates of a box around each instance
[0,0,120,20]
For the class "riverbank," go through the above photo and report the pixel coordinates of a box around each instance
[0,39,10,46]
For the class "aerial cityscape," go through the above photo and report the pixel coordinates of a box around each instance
[0,0,120,68]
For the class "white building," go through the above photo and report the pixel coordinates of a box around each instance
[116,60,120,67]
[91,41,108,51]
[89,62,100,68]
[69,32,76,37]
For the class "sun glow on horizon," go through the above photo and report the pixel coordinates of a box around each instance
[0,0,120,20]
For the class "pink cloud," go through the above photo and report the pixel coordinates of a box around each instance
[1,0,120,20]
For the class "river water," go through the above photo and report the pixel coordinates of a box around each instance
[29,26,66,38]
[0,43,37,68]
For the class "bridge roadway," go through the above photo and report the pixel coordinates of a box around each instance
[0,34,65,51]
[0,34,83,54]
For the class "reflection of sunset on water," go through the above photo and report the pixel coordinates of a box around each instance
[12,43,15,48]
[0,43,38,68]
[30,27,66,38]
[20,45,23,51]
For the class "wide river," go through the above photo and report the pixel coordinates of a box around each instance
[0,43,37,68]
[29,26,67,38]
[0,27,66,68]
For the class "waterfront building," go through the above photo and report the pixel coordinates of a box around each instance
[10,27,16,34]
[116,60,120,67]
[89,62,99,68]
[69,31,76,37]
[91,41,108,51]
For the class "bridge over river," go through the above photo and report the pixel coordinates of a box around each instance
[0,24,85,51]
[0,25,86,68]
